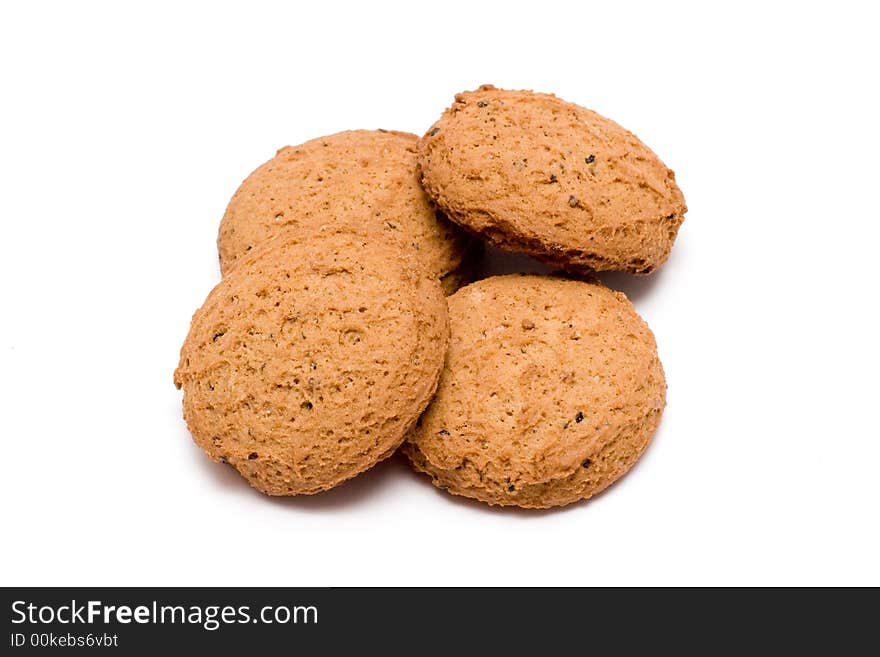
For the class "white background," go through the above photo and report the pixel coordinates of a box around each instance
[1,1,877,586]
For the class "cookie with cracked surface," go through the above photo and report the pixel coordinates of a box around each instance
[418,85,687,274]
[218,129,473,293]
[403,274,665,509]
[175,230,449,496]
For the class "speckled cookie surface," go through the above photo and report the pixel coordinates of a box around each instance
[217,129,472,292]
[403,275,665,508]
[418,86,687,274]
[175,230,449,495]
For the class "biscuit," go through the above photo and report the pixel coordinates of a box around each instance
[403,274,665,509]
[418,85,687,274]
[217,129,473,293]
[174,229,449,495]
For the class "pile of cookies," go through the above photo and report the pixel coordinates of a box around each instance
[174,85,686,509]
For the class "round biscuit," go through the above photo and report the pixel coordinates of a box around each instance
[175,230,449,495]
[403,274,665,508]
[218,129,473,292]
[418,86,687,274]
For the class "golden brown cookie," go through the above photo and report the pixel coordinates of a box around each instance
[418,85,687,274]
[175,229,449,496]
[217,129,473,293]
[403,274,665,509]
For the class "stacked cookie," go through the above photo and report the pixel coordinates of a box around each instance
[175,85,686,509]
